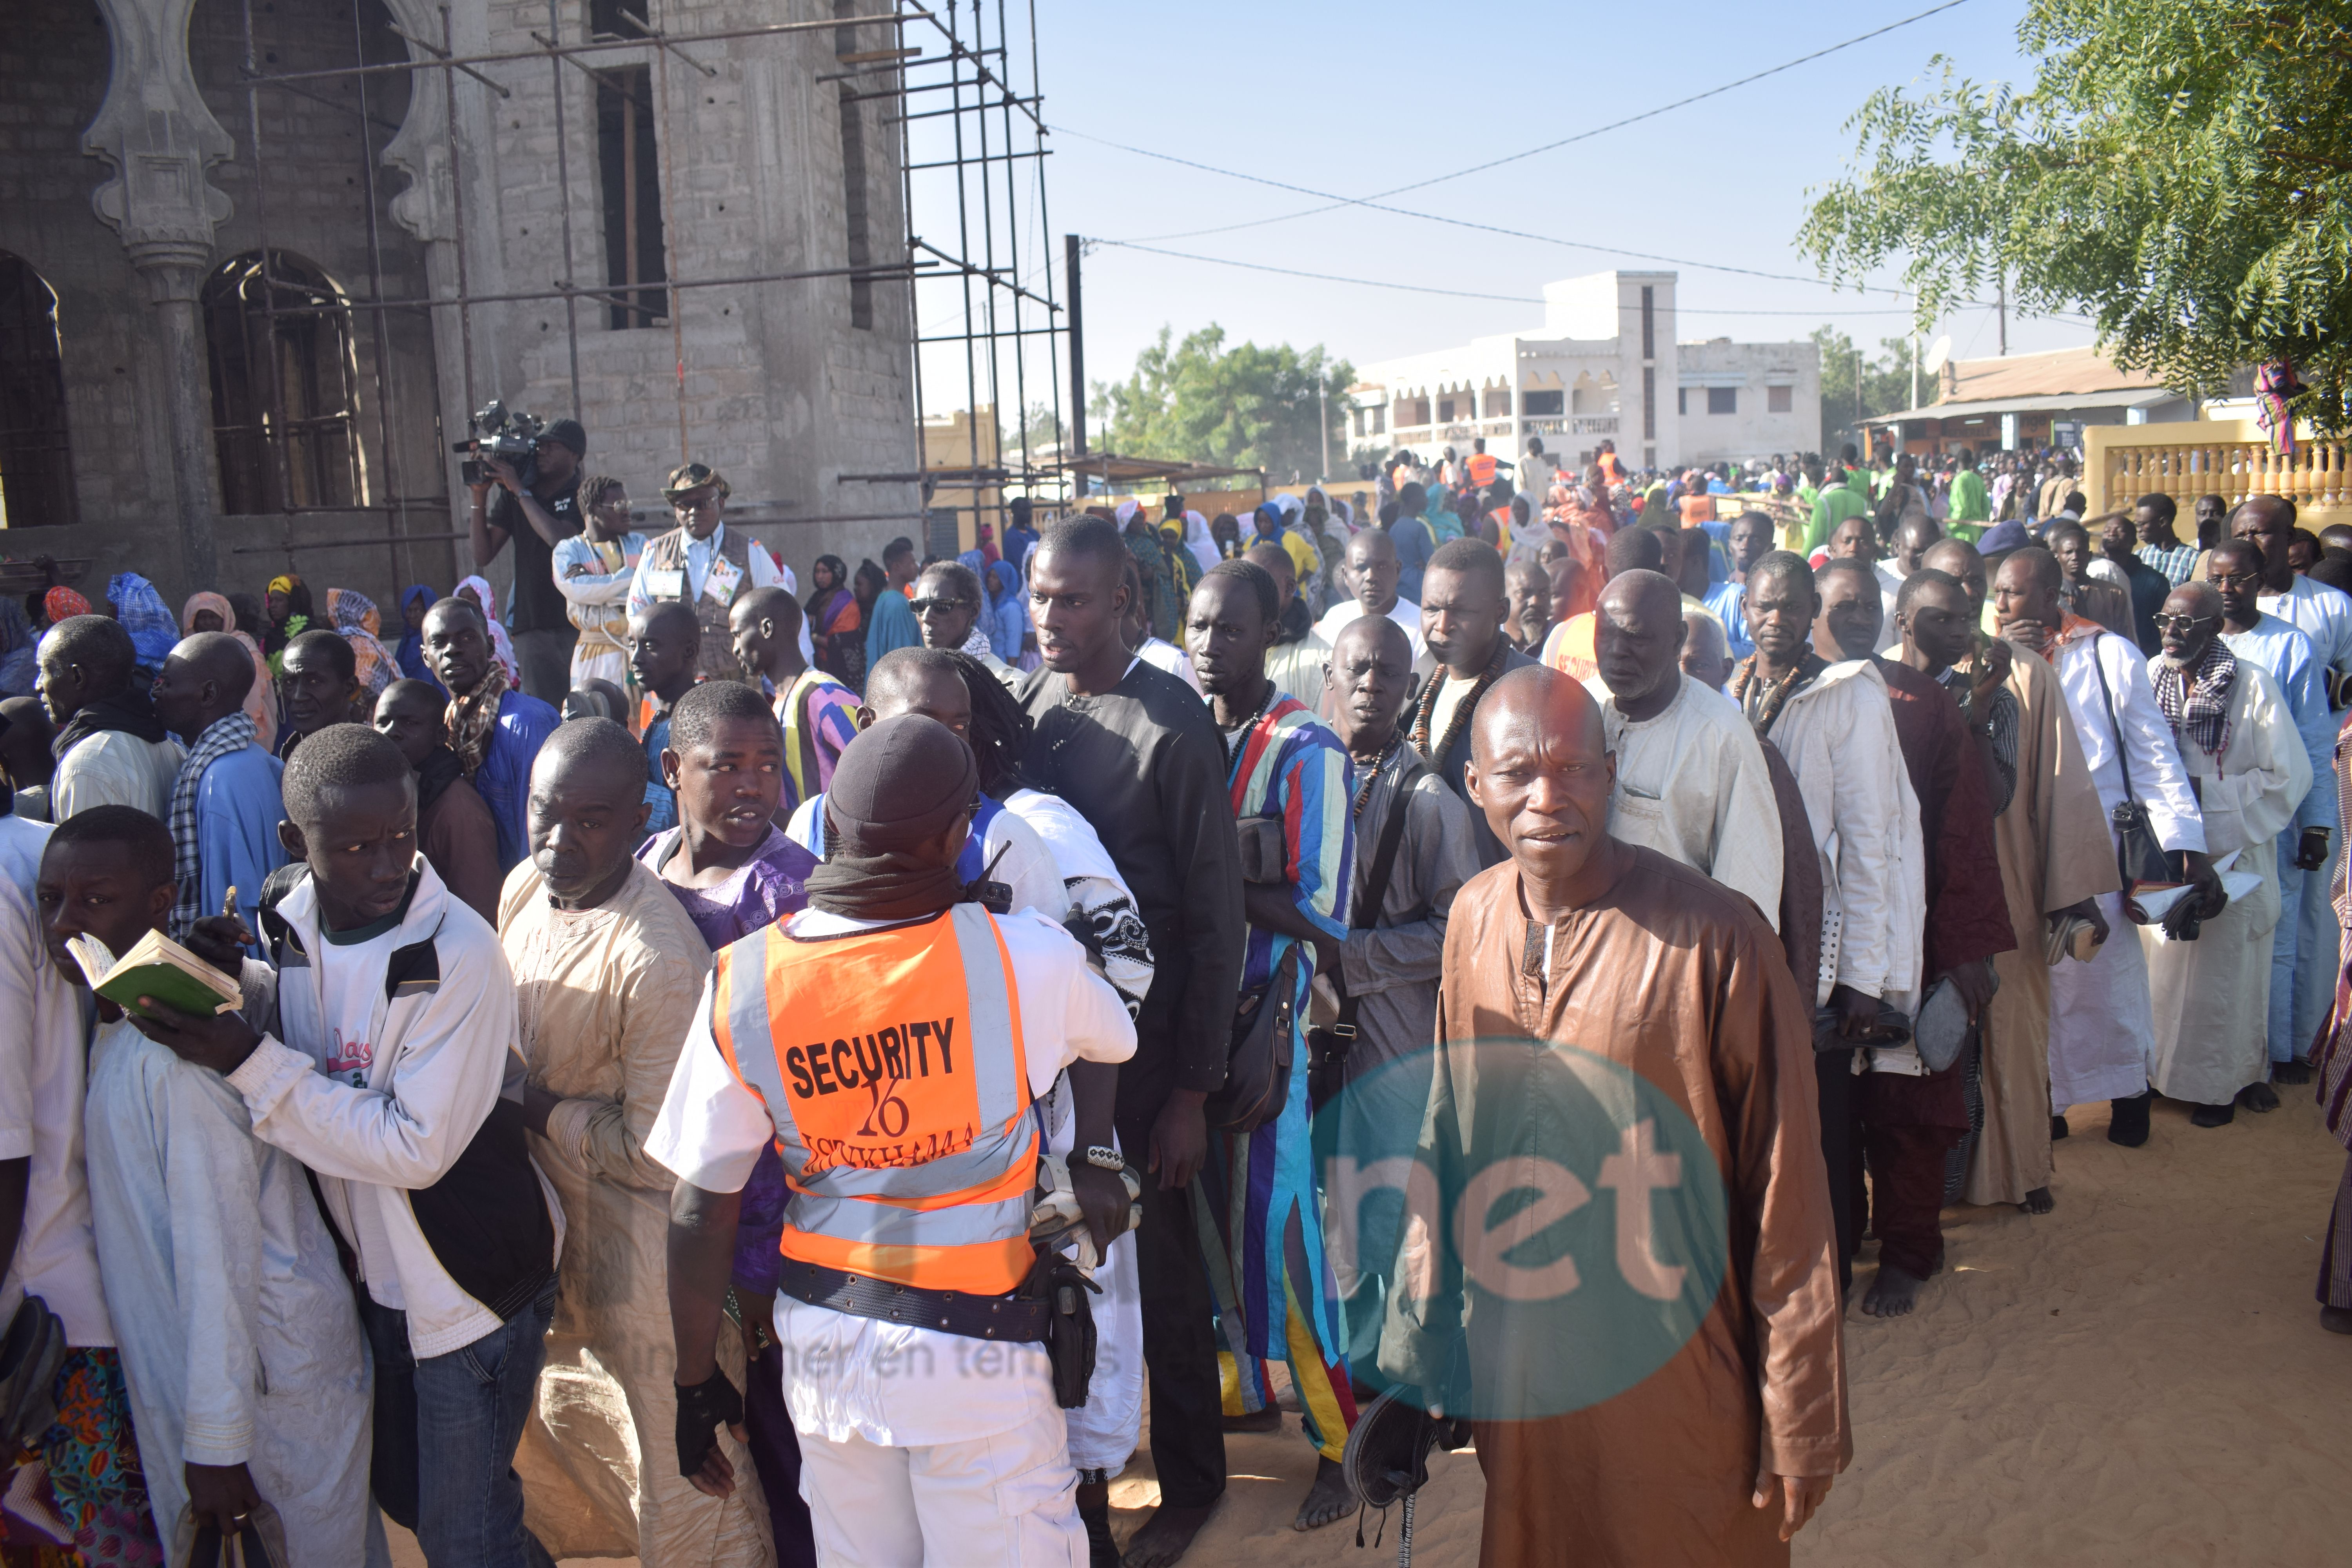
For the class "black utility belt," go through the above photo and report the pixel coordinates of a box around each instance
[776,1257,1048,1343]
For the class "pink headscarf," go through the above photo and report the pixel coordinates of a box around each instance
[180,590,279,752]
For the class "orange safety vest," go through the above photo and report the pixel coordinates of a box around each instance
[710,902,1038,1295]
[1467,452,1498,487]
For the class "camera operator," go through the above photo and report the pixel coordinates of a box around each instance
[466,416,587,702]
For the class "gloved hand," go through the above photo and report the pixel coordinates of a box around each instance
[675,1369,744,1481]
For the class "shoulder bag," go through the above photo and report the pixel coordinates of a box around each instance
[1305,757,1428,1110]
[2088,637,2179,896]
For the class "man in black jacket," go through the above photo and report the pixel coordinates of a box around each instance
[1020,515,1245,1568]
[1412,537,1537,867]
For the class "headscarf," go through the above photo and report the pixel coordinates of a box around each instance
[181,591,278,751]
[43,585,91,624]
[262,572,312,659]
[454,574,521,687]
[397,584,443,691]
[986,558,1029,663]
[1182,510,1220,578]
[2151,637,2238,760]
[328,588,399,699]
[0,598,34,698]
[107,573,179,671]
[975,523,1001,569]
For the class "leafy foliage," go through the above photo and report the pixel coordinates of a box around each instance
[1799,0,2352,430]
[1811,326,1924,445]
[1091,325,1353,481]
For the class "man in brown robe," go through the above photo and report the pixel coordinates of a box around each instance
[1919,541,2119,1212]
[1381,666,1848,1566]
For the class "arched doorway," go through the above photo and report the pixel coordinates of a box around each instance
[0,251,78,528]
[202,250,362,514]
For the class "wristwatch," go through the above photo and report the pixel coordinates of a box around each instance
[1080,1146,1126,1172]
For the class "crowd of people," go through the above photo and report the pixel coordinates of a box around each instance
[4,415,2352,1568]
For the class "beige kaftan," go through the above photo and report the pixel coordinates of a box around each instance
[1963,646,2122,1206]
[499,860,770,1566]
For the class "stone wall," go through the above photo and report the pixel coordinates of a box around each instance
[1,0,922,620]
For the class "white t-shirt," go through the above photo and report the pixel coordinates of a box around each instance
[647,905,1135,1446]
[0,877,113,1347]
[1314,595,1429,666]
[785,793,1070,922]
[1135,637,1203,695]
[296,915,411,1307]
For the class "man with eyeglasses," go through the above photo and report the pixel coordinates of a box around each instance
[2140,580,2312,1129]
[2207,536,2337,1094]
[628,463,799,682]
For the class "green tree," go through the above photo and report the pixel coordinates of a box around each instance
[1811,327,1921,450]
[1799,0,2352,430]
[1091,325,1354,482]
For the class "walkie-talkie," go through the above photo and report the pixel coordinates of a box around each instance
[969,840,1014,915]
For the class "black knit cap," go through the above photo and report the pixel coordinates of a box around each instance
[824,714,977,853]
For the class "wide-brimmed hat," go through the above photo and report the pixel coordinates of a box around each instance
[663,462,731,502]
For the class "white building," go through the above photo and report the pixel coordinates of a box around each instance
[1348,271,1820,477]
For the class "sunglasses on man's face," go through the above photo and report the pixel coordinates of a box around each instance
[2152,613,2216,632]
[909,597,971,614]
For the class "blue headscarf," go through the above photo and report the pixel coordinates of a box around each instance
[106,573,179,672]
[986,559,1028,664]
[397,583,446,694]
[0,596,34,699]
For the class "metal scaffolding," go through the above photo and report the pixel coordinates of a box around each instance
[218,0,1063,582]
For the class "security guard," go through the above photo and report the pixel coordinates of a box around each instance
[653,714,1136,1564]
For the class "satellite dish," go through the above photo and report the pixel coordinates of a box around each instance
[1923,334,1954,375]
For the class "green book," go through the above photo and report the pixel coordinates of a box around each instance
[66,930,241,1021]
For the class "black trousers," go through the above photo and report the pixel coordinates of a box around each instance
[1116,1104,1228,1508]
[1817,1047,1857,1297]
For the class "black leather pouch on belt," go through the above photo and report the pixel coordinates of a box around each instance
[1024,1248,1103,1410]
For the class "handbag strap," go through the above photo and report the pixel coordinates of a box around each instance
[1332,759,1427,1036]
[2086,633,2138,804]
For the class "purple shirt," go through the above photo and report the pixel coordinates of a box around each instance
[637,823,818,1293]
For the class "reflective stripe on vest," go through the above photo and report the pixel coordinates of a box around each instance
[711,902,1037,1294]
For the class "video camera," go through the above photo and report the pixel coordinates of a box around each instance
[456,399,546,486]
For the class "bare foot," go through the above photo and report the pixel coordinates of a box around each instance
[2189,1101,2236,1127]
[2019,1186,2054,1215]
[2322,1306,2352,1336]
[1221,1405,1281,1434]
[1292,1456,1355,1531]
[2273,1058,2314,1086]
[1123,1502,1218,1568]
[2239,1080,2281,1112]
[1861,1263,1926,1318]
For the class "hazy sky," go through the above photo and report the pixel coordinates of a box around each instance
[916,0,2091,406]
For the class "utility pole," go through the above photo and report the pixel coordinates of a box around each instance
[1065,234,1087,499]
[1318,378,1331,483]
[1997,276,2008,356]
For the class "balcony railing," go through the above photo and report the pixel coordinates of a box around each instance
[1572,415,1620,435]
[2085,419,2349,522]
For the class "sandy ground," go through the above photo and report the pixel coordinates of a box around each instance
[389,1089,2352,1567]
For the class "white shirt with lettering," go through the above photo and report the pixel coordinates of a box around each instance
[647,904,1135,1446]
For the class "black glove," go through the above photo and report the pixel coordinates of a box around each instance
[2296,826,2332,872]
[675,1369,744,1478]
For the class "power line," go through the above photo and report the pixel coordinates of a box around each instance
[1090,241,1545,303]
[1105,0,1976,247]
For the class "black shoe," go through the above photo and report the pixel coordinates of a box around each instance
[2108,1090,2153,1147]
[2051,1113,2071,1141]
[1080,1500,1118,1568]
[2188,1102,2235,1127]
[2274,1058,2315,1086]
